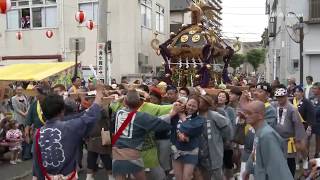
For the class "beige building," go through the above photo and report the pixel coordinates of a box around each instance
[0,0,170,83]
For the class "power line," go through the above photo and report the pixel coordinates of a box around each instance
[222,32,262,35]
[222,13,266,16]
[222,36,261,40]
[223,6,265,9]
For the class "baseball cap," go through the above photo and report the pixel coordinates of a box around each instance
[256,82,272,94]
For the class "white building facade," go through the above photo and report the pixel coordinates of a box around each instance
[265,0,320,85]
[0,0,170,82]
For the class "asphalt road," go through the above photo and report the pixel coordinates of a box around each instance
[0,150,113,180]
[1,135,319,180]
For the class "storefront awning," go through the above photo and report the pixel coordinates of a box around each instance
[0,62,75,81]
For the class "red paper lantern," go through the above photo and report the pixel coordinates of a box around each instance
[46,30,53,38]
[86,20,95,30]
[75,10,86,24]
[16,31,22,40]
[0,0,11,14]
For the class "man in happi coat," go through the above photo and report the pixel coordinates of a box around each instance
[242,101,293,180]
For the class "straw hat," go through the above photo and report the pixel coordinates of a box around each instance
[199,94,213,107]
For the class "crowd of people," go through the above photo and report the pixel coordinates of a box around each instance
[0,74,320,180]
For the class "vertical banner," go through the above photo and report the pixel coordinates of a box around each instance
[97,43,106,83]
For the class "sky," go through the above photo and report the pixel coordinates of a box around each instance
[221,0,268,42]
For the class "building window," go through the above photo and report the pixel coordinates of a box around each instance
[269,16,277,37]
[141,0,152,28]
[6,0,57,30]
[293,59,299,70]
[310,0,320,22]
[79,1,99,23]
[265,0,270,15]
[271,0,278,12]
[155,4,164,33]
[7,10,20,29]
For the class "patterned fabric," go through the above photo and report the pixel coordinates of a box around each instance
[111,102,172,168]
[275,88,288,97]
[199,128,211,169]
[6,129,22,151]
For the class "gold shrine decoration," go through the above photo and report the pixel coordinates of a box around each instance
[180,35,189,43]
[192,34,201,42]
[151,32,161,55]
[233,37,242,52]
[189,30,197,35]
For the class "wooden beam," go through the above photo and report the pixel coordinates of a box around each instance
[2,55,63,62]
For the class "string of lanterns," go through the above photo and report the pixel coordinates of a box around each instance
[75,10,86,24]
[0,0,10,14]
[0,0,96,41]
[86,20,95,30]
[16,31,22,40]
[46,30,53,38]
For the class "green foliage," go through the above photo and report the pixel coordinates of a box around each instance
[246,48,266,71]
[230,53,245,69]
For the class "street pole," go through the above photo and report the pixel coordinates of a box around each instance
[274,49,277,80]
[97,0,110,84]
[105,0,111,85]
[299,16,304,86]
[74,39,79,77]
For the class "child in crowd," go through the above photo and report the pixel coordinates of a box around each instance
[6,120,23,165]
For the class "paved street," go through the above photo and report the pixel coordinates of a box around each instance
[0,135,317,180]
[0,152,32,180]
[0,150,113,180]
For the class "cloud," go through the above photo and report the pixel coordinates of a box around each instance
[221,0,267,42]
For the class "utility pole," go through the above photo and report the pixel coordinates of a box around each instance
[97,0,111,84]
[74,39,79,76]
[274,49,277,80]
[299,16,304,86]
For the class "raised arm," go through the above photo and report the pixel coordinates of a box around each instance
[66,82,104,138]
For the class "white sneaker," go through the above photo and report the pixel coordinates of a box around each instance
[10,160,16,165]
[108,175,114,180]
[16,159,22,163]
[98,162,104,168]
[86,173,94,180]
[145,168,150,172]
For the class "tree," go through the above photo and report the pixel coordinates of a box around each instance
[246,48,266,71]
[230,53,245,69]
